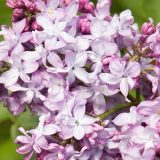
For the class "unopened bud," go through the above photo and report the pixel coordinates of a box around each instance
[31,20,42,31]
[6,0,24,8]
[84,2,95,14]
[13,9,24,21]
[79,18,90,34]
[141,22,155,35]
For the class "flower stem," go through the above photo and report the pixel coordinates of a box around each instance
[97,100,139,120]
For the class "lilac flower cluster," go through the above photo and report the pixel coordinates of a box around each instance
[1,0,160,159]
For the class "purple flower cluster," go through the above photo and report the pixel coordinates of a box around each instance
[1,0,160,159]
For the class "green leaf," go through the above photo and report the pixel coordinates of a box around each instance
[16,108,38,130]
[0,139,22,160]
[0,105,11,122]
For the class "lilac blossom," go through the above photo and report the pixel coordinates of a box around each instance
[99,60,141,100]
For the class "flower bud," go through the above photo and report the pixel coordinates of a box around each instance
[6,0,24,8]
[79,0,89,9]
[31,20,42,31]
[141,22,155,35]
[79,18,90,34]
[23,0,36,12]
[84,2,95,14]
[13,9,24,21]
[102,55,116,71]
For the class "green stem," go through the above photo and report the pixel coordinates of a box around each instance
[136,88,141,102]
[97,101,139,120]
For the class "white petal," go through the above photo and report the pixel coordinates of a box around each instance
[120,78,129,98]
[47,52,63,68]
[74,105,85,121]
[80,115,97,125]
[76,37,89,51]
[43,124,60,135]
[109,60,125,76]
[36,15,53,32]
[74,52,88,67]
[0,68,19,86]
[99,73,120,85]
[73,126,85,140]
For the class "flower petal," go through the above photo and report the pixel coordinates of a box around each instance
[73,126,85,140]
[120,78,129,99]
[99,73,120,85]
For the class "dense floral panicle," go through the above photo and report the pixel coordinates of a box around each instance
[1,0,160,160]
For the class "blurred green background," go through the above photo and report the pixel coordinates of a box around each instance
[1,0,160,159]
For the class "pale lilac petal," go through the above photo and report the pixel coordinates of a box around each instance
[52,8,65,20]
[47,52,63,68]
[16,144,33,154]
[120,78,129,98]
[59,32,75,43]
[0,68,19,86]
[45,37,66,50]
[33,144,41,153]
[125,61,141,77]
[47,0,60,9]
[113,113,133,126]
[73,105,85,121]
[36,136,48,150]
[23,62,39,74]
[65,50,75,66]
[120,9,134,28]
[60,126,73,140]
[12,42,24,55]
[66,1,79,21]
[99,84,119,96]
[22,51,41,62]
[96,0,110,19]
[16,135,32,144]
[44,153,57,160]
[73,67,91,84]
[73,126,85,140]
[13,18,26,34]
[20,72,30,83]
[99,73,120,84]
[36,15,53,31]
[109,60,125,76]
[43,124,60,135]
[127,77,135,89]
[80,115,97,125]
[35,0,46,11]
[76,37,89,51]
[20,32,32,43]
[92,94,106,114]
[24,151,34,160]
[74,52,88,67]
[90,19,107,37]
